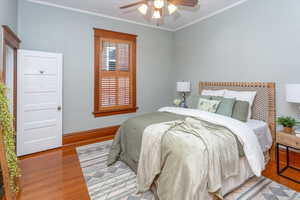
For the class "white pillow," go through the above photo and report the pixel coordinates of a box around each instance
[224,90,257,119]
[201,89,225,97]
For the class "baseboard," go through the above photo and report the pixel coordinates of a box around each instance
[63,125,120,148]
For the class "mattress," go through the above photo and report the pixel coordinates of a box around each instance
[246,119,273,153]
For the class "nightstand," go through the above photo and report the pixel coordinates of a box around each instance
[276,131,300,184]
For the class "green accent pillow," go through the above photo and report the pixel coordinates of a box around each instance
[187,95,211,109]
[197,98,221,113]
[232,100,250,122]
[215,97,236,117]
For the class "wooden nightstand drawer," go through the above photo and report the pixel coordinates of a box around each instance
[276,132,300,149]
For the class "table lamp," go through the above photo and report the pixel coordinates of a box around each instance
[286,84,300,135]
[177,81,191,108]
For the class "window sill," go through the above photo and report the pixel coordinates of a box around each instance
[93,107,138,117]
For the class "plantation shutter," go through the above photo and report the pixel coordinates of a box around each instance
[94,29,137,117]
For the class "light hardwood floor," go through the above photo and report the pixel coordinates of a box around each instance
[18,141,300,200]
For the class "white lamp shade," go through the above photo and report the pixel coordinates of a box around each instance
[168,3,177,14]
[138,4,148,15]
[286,84,300,103]
[177,81,191,92]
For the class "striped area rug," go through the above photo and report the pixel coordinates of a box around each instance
[225,177,300,200]
[76,140,300,200]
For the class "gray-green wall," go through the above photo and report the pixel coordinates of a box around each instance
[18,0,174,134]
[174,0,300,118]
[17,0,300,135]
[0,0,18,77]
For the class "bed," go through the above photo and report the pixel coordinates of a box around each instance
[108,82,276,200]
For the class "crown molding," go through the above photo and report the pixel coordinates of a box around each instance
[26,0,249,32]
[26,0,174,32]
[175,0,249,31]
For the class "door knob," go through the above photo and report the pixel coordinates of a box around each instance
[57,106,62,111]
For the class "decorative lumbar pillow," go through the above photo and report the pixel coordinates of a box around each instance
[201,89,225,97]
[197,98,221,113]
[232,100,250,122]
[187,95,211,109]
[215,97,236,117]
[224,90,256,119]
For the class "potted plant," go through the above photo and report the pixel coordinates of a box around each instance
[277,116,299,134]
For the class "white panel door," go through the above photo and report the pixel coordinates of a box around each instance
[17,50,63,156]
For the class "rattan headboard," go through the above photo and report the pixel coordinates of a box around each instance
[199,82,276,141]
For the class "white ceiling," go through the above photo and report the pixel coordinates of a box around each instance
[27,0,248,31]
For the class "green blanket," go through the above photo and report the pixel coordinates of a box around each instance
[107,112,186,171]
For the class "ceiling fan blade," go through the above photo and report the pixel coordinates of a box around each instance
[120,1,145,9]
[170,0,198,7]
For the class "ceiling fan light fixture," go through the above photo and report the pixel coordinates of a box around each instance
[168,3,177,14]
[152,10,161,19]
[138,4,148,15]
[120,0,199,25]
[153,0,164,9]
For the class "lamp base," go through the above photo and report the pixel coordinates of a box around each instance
[180,101,188,108]
[180,92,188,108]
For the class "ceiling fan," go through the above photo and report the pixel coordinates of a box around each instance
[120,0,198,23]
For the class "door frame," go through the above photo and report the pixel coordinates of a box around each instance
[1,25,21,200]
[2,25,21,128]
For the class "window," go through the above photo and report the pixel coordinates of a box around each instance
[93,28,137,117]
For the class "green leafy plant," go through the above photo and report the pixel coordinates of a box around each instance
[277,116,299,128]
[0,83,20,192]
